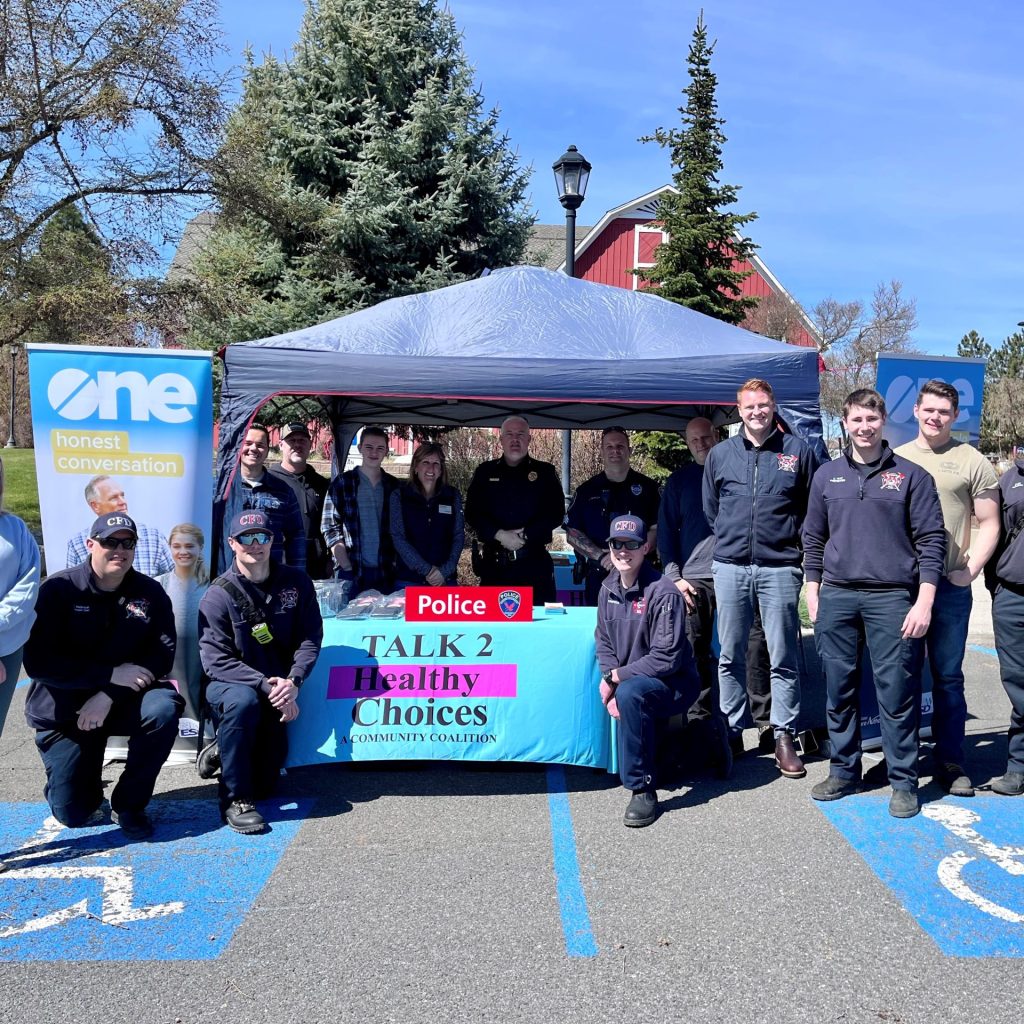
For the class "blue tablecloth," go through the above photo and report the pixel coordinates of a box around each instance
[285,607,610,770]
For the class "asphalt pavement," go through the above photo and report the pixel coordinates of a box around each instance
[0,580,1021,1024]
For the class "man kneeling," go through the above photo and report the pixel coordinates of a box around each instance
[198,511,323,833]
[23,513,182,841]
[596,516,700,828]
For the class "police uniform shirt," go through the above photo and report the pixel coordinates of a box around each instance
[565,469,661,550]
[465,455,565,548]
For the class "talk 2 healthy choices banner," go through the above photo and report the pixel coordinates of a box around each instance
[27,345,214,751]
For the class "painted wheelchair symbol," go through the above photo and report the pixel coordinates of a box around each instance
[922,805,1024,924]
[0,816,183,939]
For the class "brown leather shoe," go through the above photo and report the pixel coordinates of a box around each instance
[774,733,806,778]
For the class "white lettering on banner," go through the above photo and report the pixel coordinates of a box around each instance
[883,374,975,428]
[922,805,1024,923]
[0,816,184,938]
[47,368,198,424]
[417,593,487,616]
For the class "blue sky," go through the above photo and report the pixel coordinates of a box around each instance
[212,0,1024,355]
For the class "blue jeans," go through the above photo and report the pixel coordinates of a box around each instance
[712,561,803,736]
[0,646,24,739]
[925,576,973,764]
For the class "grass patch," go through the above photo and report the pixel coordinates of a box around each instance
[799,585,812,629]
[2,449,41,534]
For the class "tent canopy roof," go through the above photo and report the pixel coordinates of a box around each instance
[221,265,822,435]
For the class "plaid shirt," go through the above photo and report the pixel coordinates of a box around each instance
[65,522,173,577]
[322,467,399,578]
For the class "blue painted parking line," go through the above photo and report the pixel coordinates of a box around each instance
[0,799,308,961]
[545,766,598,958]
[968,644,998,658]
[819,795,1024,957]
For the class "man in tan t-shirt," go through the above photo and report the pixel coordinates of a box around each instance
[895,379,999,797]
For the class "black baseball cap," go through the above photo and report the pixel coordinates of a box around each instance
[230,510,271,539]
[90,513,138,539]
[607,515,647,543]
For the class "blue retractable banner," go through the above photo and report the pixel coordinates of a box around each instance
[876,353,987,448]
[27,346,214,728]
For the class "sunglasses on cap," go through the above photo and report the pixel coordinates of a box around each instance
[236,531,272,546]
[609,539,643,551]
[95,536,137,550]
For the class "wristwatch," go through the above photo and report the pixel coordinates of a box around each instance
[601,670,615,687]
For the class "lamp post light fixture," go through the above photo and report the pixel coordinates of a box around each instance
[5,345,16,449]
[553,145,592,503]
[552,145,592,278]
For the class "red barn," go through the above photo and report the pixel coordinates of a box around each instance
[525,186,822,351]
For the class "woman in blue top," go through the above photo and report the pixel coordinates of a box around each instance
[0,455,41,736]
[390,443,464,588]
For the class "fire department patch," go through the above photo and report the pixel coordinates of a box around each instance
[278,587,299,610]
[631,598,646,615]
[880,471,906,492]
[124,599,150,622]
[776,454,799,473]
[631,483,642,495]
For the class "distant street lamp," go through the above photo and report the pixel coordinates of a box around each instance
[553,145,592,500]
[5,345,16,449]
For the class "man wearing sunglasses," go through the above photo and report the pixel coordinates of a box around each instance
[199,510,323,834]
[23,513,183,840]
[595,515,700,828]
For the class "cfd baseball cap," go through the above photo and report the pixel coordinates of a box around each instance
[90,513,138,539]
[230,510,271,538]
[607,515,647,543]
[282,422,311,440]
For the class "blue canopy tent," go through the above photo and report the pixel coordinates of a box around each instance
[215,264,825,497]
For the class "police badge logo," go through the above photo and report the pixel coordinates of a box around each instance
[776,454,799,473]
[528,471,538,482]
[124,599,150,623]
[880,471,906,492]
[499,590,522,619]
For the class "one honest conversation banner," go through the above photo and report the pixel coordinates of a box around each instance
[876,353,987,448]
[28,345,214,574]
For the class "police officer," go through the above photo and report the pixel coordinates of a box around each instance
[565,426,660,605]
[804,389,945,820]
[23,513,182,840]
[989,443,1024,796]
[198,511,323,834]
[465,415,565,604]
[596,515,700,828]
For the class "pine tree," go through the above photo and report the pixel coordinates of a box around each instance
[185,0,533,346]
[635,12,758,324]
[0,206,129,347]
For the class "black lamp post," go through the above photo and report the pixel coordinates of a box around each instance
[553,145,592,278]
[553,145,592,500]
[4,345,15,449]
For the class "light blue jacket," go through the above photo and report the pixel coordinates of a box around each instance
[0,513,41,656]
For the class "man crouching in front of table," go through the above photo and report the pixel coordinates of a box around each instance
[596,515,700,828]
[198,511,323,834]
[23,513,182,841]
